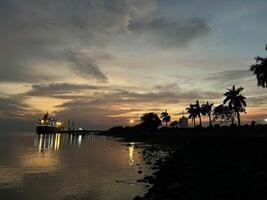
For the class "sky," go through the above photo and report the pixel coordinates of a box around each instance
[0,0,267,131]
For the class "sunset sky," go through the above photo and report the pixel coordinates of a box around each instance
[0,0,267,131]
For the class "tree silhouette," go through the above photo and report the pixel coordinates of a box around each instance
[140,112,162,130]
[170,120,179,128]
[195,100,203,127]
[186,104,197,127]
[223,85,246,126]
[160,110,171,126]
[213,104,235,124]
[43,111,49,122]
[201,101,214,127]
[250,45,267,88]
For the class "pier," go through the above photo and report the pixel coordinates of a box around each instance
[36,129,104,135]
[59,130,104,135]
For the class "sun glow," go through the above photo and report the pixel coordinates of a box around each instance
[24,96,68,113]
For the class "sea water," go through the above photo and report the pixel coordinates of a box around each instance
[0,133,149,200]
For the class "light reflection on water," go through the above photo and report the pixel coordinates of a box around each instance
[0,133,149,200]
[128,143,135,165]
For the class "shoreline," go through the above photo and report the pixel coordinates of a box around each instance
[103,125,267,200]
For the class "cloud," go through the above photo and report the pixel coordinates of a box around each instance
[0,95,31,119]
[128,17,210,47]
[247,94,267,107]
[206,69,254,88]
[28,83,105,95]
[0,0,211,84]
[0,0,128,83]
[26,83,110,100]
[64,49,108,81]
[208,69,253,81]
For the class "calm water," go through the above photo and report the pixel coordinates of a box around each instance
[0,133,150,200]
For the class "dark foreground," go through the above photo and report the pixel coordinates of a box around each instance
[105,125,267,200]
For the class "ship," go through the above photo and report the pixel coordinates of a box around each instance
[36,112,64,134]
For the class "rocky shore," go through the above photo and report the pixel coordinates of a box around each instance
[104,126,267,200]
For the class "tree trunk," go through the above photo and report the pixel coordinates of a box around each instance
[208,114,212,127]
[166,121,168,127]
[199,115,202,127]
[193,118,196,127]
[237,112,241,126]
[231,117,234,125]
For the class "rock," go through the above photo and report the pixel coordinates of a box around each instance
[133,196,142,200]
[137,170,142,174]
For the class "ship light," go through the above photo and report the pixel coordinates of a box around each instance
[41,120,45,124]
[56,121,62,127]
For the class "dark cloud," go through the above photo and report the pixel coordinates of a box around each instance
[154,83,179,90]
[247,95,267,107]
[64,49,108,81]
[0,0,211,84]
[24,81,221,106]
[29,83,106,95]
[0,97,27,118]
[54,88,220,110]
[0,95,41,124]
[25,83,110,100]
[0,0,128,83]
[208,69,253,81]
[0,94,42,121]
[207,69,254,88]
[128,17,210,47]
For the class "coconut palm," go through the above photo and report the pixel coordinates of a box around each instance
[161,110,171,126]
[186,104,197,127]
[201,101,214,127]
[250,45,267,88]
[194,100,203,127]
[223,85,247,126]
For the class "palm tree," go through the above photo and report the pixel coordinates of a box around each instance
[250,45,267,88]
[161,110,171,126]
[223,85,247,126]
[195,100,203,127]
[186,104,197,127]
[201,101,214,127]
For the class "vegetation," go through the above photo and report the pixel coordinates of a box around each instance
[223,85,246,126]
[160,110,171,126]
[140,112,162,130]
[185,85,246,127]
[137,87,247,129]
[250,45,267,88]
[186,104,197,127]
[194,100,202,127]
[201,101,214,127]
[213,104,235,124]
[169,120,179,128]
